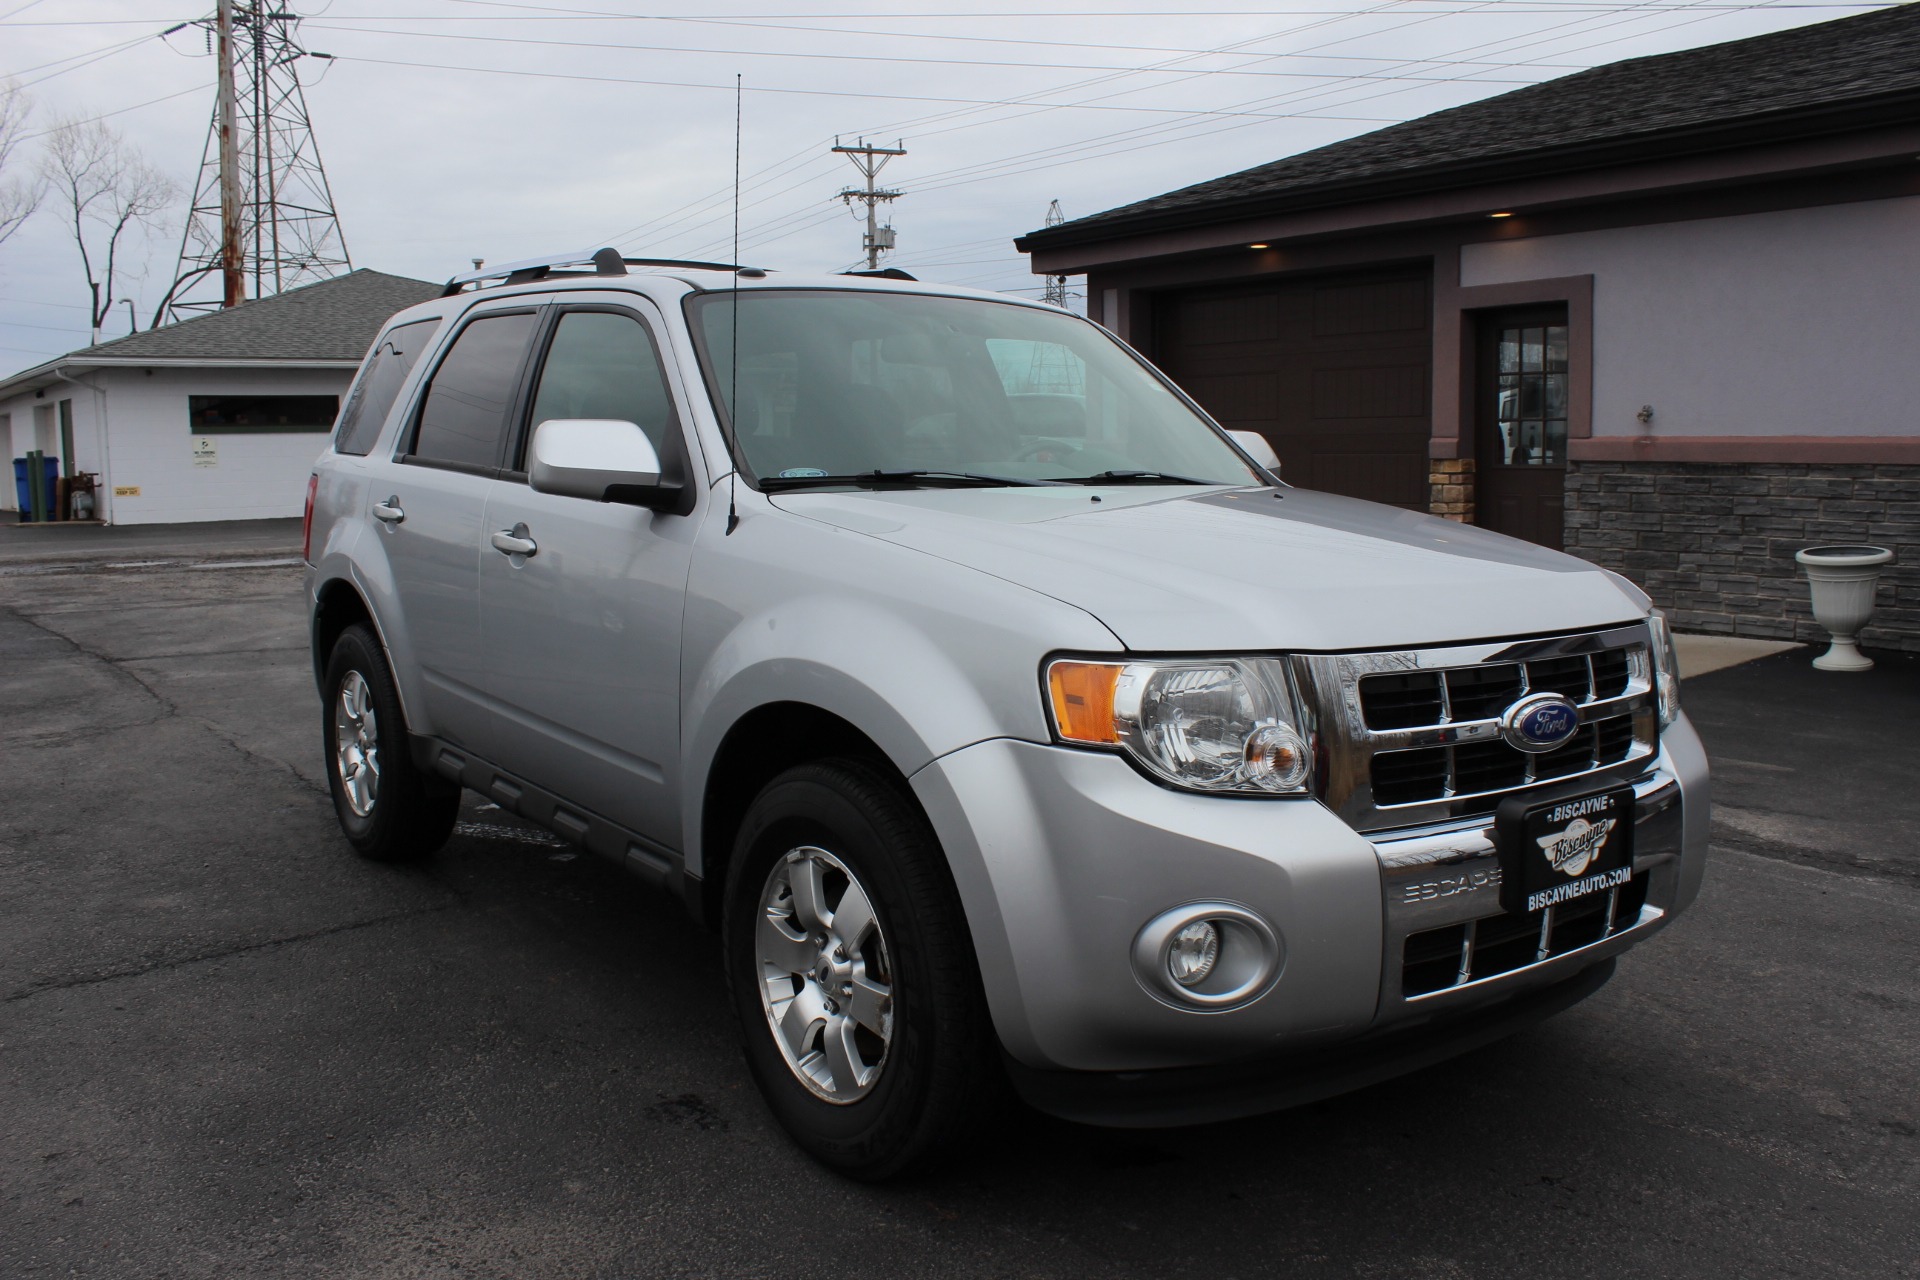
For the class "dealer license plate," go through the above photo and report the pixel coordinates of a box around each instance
[1496,786,1634,916]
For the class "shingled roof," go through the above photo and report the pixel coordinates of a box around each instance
[1019,3,1920,250]
[61,269,439,364]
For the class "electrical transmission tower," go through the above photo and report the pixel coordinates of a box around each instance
[158,0,350,324]
[833,138,905,271]
[1040,200,1071,309]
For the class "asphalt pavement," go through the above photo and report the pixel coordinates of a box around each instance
[1,551,1914,1279]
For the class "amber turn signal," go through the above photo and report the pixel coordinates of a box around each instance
[1047,660,1123,744]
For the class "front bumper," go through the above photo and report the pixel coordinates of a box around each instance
[1005,958,1617,1128]
[910,712,1709,1088]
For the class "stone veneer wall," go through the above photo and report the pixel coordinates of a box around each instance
[1563,461,1920,652]
[1429,457,1474,523]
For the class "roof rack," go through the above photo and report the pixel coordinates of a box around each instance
[441,248,751,296]
[842,267,917,281]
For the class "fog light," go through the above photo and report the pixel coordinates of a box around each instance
[1168,920,1219,987]
[1132,902,1283,1011]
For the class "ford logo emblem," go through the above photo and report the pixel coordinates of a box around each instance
[1499,693,1582,753]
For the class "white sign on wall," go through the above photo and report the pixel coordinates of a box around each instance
[191,436,218,468]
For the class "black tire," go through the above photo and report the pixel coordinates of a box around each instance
[321,623,459,862]
[724,758,1000,1179]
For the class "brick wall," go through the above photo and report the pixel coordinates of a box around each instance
[1563,461,1920,652]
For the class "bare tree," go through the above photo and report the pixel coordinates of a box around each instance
[39,118,177,343]
[0,80,41,251]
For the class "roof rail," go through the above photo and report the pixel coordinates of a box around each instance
[441,248,752,296]
[842,267,917,281]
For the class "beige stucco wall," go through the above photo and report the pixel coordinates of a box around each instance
[1460,193,1920,442]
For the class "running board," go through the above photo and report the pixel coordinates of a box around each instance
[409,733,701,917]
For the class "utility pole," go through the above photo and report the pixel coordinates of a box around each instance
[1041,200,1070,308]
[216,0,243,309]
[833,138,905,270]
[160,2,352,323]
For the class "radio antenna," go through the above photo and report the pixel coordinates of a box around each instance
[725,72,742,536]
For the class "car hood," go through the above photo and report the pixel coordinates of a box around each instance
[767,485,1648,651]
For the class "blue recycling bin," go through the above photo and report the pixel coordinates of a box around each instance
[13,456,58,519]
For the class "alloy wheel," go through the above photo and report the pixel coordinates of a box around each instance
[754,845,894,1103]
[333,670,380,818]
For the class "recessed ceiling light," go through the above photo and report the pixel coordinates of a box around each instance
[1489,211,1514,219]
[1248,242,1269,249]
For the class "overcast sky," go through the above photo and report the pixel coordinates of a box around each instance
[0,0,1899,371]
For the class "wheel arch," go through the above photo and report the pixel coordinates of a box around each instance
[695,700,916,929]
[311,576,410,729]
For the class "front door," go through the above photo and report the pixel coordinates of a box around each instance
[475,302,698,846]
[1474,310,1569,550]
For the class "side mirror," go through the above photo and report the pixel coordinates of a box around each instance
[528,418,673,507]
[1228,429,1282,476]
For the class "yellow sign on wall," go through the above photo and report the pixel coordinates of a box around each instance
[113,485,141,497]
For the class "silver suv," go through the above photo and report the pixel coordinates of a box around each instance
[304,250,1709,1178]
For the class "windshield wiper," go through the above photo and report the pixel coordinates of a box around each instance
[760,469,1064,491]
[1055,469,1216,486]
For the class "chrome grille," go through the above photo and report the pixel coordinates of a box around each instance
[1295,624,1659,833]
[1401,874,1651,997]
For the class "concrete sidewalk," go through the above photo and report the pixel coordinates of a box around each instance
[1674,632,1799,678]
[0,517,302,567]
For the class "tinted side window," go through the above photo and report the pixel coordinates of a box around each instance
[411,311,539,469]
[334,318,442,456]
[523,311,676,466]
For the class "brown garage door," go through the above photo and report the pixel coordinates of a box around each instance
[1151,269,1432,510]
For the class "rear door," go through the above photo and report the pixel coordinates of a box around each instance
[376,305,541,748]
[474,300,700,844]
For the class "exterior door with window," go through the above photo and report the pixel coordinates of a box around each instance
[378,306,539,748]
[475,302,699,845]
[1474,310,1570,550]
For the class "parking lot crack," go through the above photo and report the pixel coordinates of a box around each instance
[2,902,457,1004]
[4,604,182,717]
[5,603,324,796]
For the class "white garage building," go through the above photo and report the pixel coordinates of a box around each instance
[0,269,438,525]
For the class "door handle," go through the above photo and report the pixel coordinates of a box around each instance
[371,496,405,524]
[490,523,537,558]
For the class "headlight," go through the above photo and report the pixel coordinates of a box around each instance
[1646,609,1682,727]
[1045,656,1312,795]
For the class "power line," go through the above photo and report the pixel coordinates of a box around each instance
[662,0,1444,256]
[703,0,1786,258]
[2,29,158,83]
[560,0,1474,253]
[874,0,1765,195]
[15,84,211,145]
[303,20,1559,83]
[330,51,1409,120]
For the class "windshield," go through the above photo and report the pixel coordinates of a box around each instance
[688,289,1260,488]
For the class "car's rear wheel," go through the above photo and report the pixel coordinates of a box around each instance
[321,623,459,861]
[724,758,999,1179]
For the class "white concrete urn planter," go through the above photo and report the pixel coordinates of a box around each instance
[1795,544,1894,671]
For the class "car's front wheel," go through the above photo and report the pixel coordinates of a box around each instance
[321,623,459,861]
[724,759,998,1179]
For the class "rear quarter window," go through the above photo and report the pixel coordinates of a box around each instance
[333,317,443,457]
